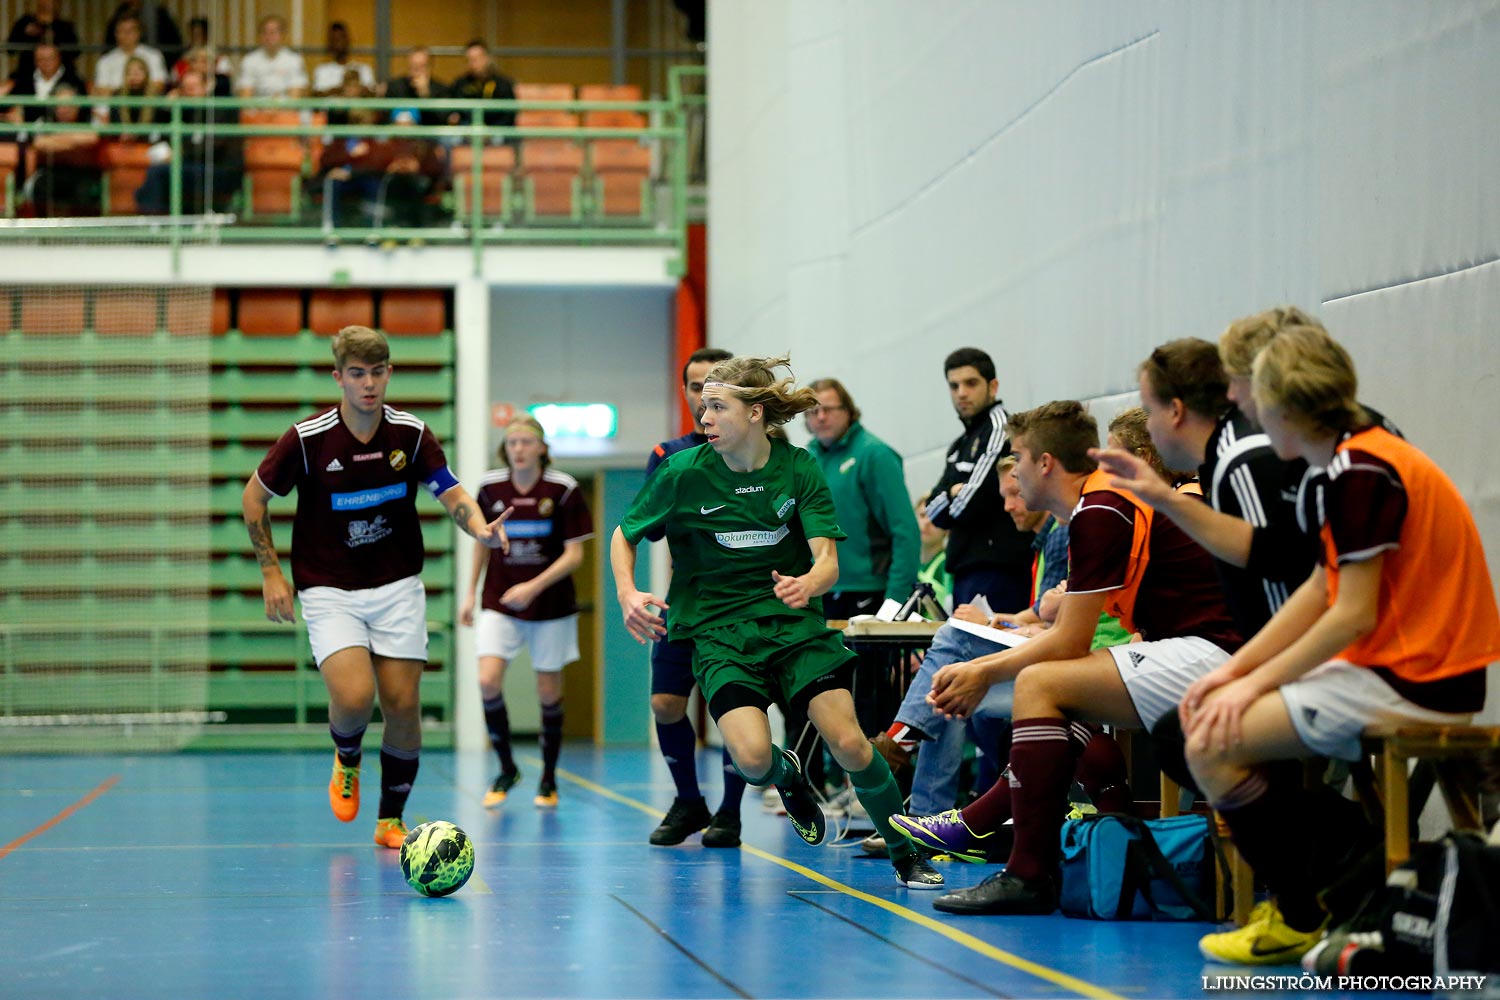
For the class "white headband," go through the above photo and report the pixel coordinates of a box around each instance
[701,380,748,391]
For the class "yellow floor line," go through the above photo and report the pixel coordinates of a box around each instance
[546,761,1123,1000]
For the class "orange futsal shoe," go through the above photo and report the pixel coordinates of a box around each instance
[373,816,408,849]
[329,756,360,823]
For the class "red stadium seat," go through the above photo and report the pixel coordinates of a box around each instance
[20,287,85,334]
[308,289,375,335]
[449,143,516,220]
[237,288,303,336]
[93,288,160,335]
[101,142,151,216]
[380,289,446,335]
[165,288,228,336]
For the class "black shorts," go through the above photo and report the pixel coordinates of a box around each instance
[650,634,697,697]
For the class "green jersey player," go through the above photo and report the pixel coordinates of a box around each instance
[610,354,942,889]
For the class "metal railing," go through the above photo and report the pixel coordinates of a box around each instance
[2,67,703,274]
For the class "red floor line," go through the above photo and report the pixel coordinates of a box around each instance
[0,774,121,861]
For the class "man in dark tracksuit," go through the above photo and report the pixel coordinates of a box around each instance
[924,348,1033,613]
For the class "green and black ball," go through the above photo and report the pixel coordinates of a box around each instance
[399,820,475,897]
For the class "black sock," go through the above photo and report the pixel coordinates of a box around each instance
[483,694,515,774]
[540,699,564,784]
[377,744,420,820]
[656,716,702,801]
[330,723,365,767]
[717,747,745,817]
[1215,769,1326,931]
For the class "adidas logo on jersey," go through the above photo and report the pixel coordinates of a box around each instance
[1127,650,1146,668]
[326,458,344,472]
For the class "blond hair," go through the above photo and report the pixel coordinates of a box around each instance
[500,414,550,469]
[1108,407,1175,484]
[331,325,390,369]
[702,354,818,428]
[1218,306,1325,377]
[1251,326,1365,434]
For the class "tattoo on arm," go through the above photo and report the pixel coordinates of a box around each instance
[248,512,279,569]
[450,501,474,532]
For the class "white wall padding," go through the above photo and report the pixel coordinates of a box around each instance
[707,1,1500,633]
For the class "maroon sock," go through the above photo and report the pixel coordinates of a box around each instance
[960,771,1013,831]
[1003,718,1074,884]
[1073,727,1133,815]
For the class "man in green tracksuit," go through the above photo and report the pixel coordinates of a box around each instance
[804,378,920,620]
[803,378,921,747]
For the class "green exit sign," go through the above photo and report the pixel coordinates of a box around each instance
[528,403,618,439]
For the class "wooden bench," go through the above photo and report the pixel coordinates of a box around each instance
[1354,724,1500,875]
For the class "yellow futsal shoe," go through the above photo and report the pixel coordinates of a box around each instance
[483,767,522,808]
[1198,900,1326,966]
[373,817,409,849]
[534,780,559,809]
[329,756,360,822]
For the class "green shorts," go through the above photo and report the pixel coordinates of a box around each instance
[691,614,856,721]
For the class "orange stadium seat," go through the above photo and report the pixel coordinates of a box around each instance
[308,289,375,335]
[514,84,582,221]
[590,139,652,218]
[449,143,516,220]
[0,287,11,331]
[165,288,229,336]
[101,142,151,216]
[380,289,446,335]
[93,288,160,335]
[241,110,305,218]
[20,287,85,333]
[237,288,303,336]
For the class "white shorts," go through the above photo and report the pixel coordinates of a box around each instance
[1106,635,1233,731]
[1280,660,1475,761]
[299,575,428,667]
[475,609,579,673]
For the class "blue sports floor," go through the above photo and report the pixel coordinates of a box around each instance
[2,747,1401,1000]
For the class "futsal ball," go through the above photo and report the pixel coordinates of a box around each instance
[400,820,475,897]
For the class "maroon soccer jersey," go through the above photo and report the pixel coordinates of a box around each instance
[476,468,594,621]
[1068,486,1243,652]
[256,405,452,592]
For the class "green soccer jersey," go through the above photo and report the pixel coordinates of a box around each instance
[620,438,847,639]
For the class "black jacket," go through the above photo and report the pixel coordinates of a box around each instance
[924,400,1034,578]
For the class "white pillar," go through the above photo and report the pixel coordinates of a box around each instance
[451,275,490,753]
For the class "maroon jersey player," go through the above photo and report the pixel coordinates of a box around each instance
[460,415,593,809]
[242,324,509,849]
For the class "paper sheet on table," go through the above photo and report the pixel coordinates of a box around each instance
[946,616,1031,648]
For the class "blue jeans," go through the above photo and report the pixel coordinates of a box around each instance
[894,623,1014,815]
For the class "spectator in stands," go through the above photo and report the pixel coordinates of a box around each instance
[446,40,515,131]
[238,15,307,98]
[104,0,180,68]
[311,21,374,97]
[926,348,1035,613]
[892,400,1241,915]
[27,83,99,216]
[1181,326,1500,965]
[94,14,167,96]
[180,46,232,98]
[383,46,446,127]
[914,493,952,612]
[6,0,79,80]
[173,21,233,86]
[317,98,444,229]
[109,56,159,130]
[3,43,86,122]
[134,69,240,215]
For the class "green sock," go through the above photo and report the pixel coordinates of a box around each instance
[737,744,795,787]
[850,751,914,862]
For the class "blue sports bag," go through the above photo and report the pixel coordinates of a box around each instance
[1058,813,1228,921]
